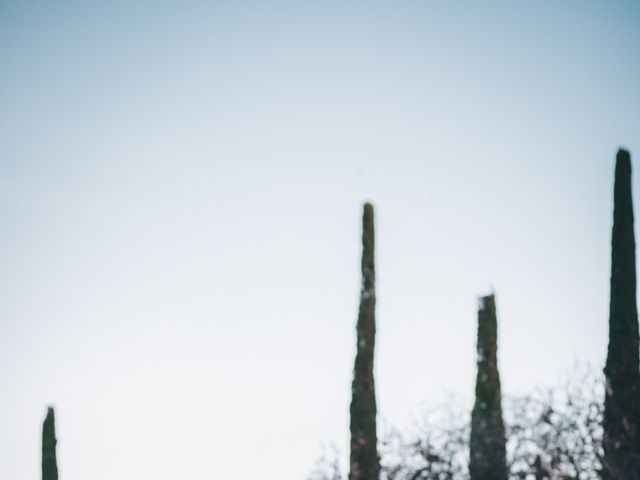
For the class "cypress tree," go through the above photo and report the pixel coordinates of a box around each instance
[603,148,640,479]
[349,202,380,480]
[469,294,507,480]
[42,406,58,480]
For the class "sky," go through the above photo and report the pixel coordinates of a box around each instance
[1,1,640,479]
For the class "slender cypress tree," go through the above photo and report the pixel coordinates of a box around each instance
[469,294,507,480]
[349,202,380,480]
[42,406,58,480]
[603,148,640,479]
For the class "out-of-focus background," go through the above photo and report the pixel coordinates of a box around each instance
[1,1,639,478]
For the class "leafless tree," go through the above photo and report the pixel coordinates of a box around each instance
[505,365,604,479]
[307,366,603,480]
[379,396,469,480]
[307,444,343,480]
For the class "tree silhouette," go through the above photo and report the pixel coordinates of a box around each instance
[349,202,380,480]
[469,294,507,480]
[602,148,640,479]
[42,407,58,480]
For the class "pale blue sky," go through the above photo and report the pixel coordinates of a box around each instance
[1,1,639,479]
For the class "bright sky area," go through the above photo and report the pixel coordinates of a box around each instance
[1,1,640,479]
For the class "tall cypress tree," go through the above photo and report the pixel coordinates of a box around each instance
[469,294,507,480]
[42,406,58,480]
[349,202,380,480]
[603,148,640,479]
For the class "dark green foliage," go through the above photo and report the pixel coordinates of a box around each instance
[603,148,640,479]
[469,294,507,480]
[349,203,380,480]
[42,406,58,480]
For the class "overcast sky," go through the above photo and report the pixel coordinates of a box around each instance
[1,1,640,479]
